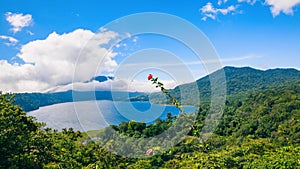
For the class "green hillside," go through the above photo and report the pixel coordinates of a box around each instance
[1,78,299,168]
[135,66,300,105]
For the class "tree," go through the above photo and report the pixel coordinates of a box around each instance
[0,92,52,168]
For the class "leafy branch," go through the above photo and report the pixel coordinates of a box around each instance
[148,74,208,152]
[148,74,185,115]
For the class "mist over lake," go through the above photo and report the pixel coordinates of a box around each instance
[27,101,196,131]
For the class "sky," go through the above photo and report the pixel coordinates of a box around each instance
[0,0,300,93]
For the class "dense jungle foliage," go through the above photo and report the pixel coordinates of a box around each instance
[1,81,299,168]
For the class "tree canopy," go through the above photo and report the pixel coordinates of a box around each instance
[0,80,300,168]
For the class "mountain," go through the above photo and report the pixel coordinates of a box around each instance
[14,91,144,112]
[133,66,300,104]
[13,66,300,111]
[13,75,144,112]
[219,66,300,94]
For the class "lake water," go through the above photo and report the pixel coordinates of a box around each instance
[27,101,196,131]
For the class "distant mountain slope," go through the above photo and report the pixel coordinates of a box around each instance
[13,75,142,112]
[221,66,300,95]
[14,91,144,112]
[133,66,300,104]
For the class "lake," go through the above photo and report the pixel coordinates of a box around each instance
[27,101,196,131]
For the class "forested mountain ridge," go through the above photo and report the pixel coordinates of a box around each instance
[135,66,300,104]
[219,66,300,95]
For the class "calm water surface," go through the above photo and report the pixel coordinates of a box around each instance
[27,101,196,131]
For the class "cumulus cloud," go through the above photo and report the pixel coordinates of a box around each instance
[0,29,120,93]
[265,0,300,16]
[238,0,300,16]
[200,2,237,21]
[0,35,18,46]
[5,12,33,33]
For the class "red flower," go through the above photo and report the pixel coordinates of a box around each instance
[146,149,153,156]
[148,74,153,80]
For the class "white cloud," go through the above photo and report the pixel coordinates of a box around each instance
[0,29,120,93]
[0,35,18,46]
[119,55,258,68]
[218,0,228,6]
[238,0,300,16]
[45,79,178,93]
[200,2,237,21]
[238,0,257,5]
[5,12,33,33]
[265,0,300,16]
[27,30,34,36]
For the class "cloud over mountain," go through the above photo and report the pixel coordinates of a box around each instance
[44,78,178,93]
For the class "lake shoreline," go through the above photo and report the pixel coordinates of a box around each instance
[27,100,196,132]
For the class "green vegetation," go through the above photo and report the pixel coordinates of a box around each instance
[1,67,300,168]
[0,92,127,168]
[133,66,300,105]
[1,83,300,168]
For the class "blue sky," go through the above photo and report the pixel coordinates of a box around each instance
[0,0,300,92]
